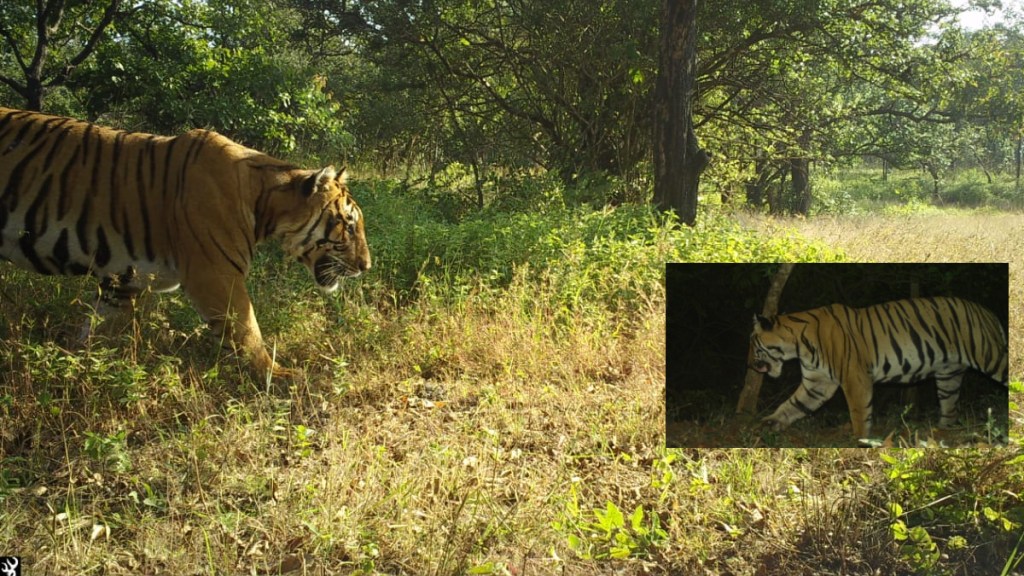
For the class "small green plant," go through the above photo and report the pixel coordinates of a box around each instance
[881,448,1024,574]
[129,481,167,511]
[325,355,351,395]
[982,407,1009,444]
[650,451,678,504]
[83,429,131,473]
[881,449,938,503]
[292,424,317,458]
[553,482,667,560]
[890,513,940,574]
[20,342,149,406]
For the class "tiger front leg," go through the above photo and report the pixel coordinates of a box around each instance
[78,274,144,344]
[763,373,840,431]
[840,371,874,439]
[78,294,133,345]
[184,275,299,382]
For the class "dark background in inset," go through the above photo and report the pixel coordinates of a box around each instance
[665,263,1009,440]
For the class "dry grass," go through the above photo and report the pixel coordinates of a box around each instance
[0,209,1022,574]
[746,211,1024,377]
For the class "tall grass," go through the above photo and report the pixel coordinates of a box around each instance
[0,178,1020,574]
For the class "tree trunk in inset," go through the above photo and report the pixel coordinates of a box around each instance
[736,263,795,416]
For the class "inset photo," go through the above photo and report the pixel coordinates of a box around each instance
[665,263,1009,448]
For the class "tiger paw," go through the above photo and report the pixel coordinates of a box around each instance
[271,364,304,382]
[761,416,787,432]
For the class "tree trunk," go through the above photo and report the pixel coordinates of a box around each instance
[769,167,787,215]
[790,157,810,214]
[25,77,45,112]
[1015,133,1022,196]
[471,158,485,210]
[652,0,707,226]
[927,164,941,202]
[790,129,812,215]
[972,149,993,184]
[745,154,768,208]
[736,263,796,416]
[0,0,122,111]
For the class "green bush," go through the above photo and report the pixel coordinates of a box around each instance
[810,177,858,215]
[353,177,841,313]
[942,173,991,207]
[811,166,1017,214]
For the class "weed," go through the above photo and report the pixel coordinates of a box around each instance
[890,501,941,574]
[83,430,131,473]
[1003,528,1024,576]
[553,482,668,560]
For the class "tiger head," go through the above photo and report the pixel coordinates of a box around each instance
[283,166,371,293]
[749,314,797,378]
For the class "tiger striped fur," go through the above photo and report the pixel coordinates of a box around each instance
[750,296,1007,439]
[0,107,371,379]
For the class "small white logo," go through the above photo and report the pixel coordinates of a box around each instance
[0,557,19,576]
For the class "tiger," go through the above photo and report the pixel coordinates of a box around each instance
[0,107,371,379]
[749,296,1008,439]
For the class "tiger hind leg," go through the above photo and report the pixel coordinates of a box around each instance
[78,269,179,345]
[935,371,965,429]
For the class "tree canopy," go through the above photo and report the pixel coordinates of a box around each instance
[1,0,1020,214]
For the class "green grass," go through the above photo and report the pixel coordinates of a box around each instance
[0,179,1022,574]
[810,166,1023,215]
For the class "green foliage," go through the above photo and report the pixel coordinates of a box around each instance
[83,429,131,473]
[21,342,148,406]
[76,0,350,159]
[3,0,1020,216]
[309,0,658,180]
[1004,529,1024,576]
[0,0,123,110]
[553,482,668,560]
[881,449,1024,575]
[890,511,941,574]
[810,165,1019,214]
[355,178,839,309]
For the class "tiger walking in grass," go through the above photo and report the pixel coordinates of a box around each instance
[750,296,1007,439]
[0,107,371,379]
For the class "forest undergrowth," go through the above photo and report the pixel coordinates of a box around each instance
[0,180,1021,575]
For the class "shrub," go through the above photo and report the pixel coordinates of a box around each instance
[353,176,841,316]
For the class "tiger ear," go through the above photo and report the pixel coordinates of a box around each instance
[301,166,338,197]
[753,314,773,332]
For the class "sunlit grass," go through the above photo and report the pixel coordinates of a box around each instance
[1,185,1021,574]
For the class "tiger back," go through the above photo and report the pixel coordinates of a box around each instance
[0,107,371,378]
[750,296,1008,439]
